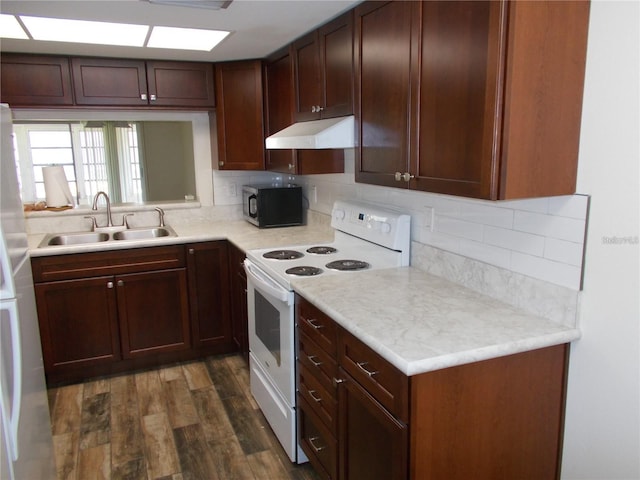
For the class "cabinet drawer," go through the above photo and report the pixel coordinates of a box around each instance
[298,396,337,480]
[32,245,186,282]
[338,328,409,423]
[298,364,337,432]
[299,332,338,393]
[297,296,337,356]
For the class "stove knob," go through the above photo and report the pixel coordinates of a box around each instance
[334,209,345,220]
[380,222,391,233]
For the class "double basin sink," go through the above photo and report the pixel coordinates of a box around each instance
[39,226,177,247]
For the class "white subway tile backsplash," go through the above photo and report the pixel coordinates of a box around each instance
[513,211,586,243]
[544,238,585,266]
[499,197,550,214]
[457,202,514,228]
[547,194,590,219]
[435,215,484,241]
[511,252,582,289]
[483,226,545,256]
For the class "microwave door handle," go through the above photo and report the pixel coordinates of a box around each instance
[248,194,258,218]
[244,261,292,305]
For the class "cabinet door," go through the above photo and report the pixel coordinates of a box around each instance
[338,369,408,480]
[1,54,74,106]
[34,276,120,374]
[117,268,190,358]
[264,47,297,173]
[214,60,265,170]
[146,61,215,107]
[414,1,504,199]
[354,1,420,188]
[292,31,322,121]
[71,57,148,106]
[186,242,234,353]
[319,11,354,119]
[228,242,248,362]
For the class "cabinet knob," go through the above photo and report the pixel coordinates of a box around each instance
[219,161,224,167]
[140,93,148,101]
[288,164,295,170]
[117,280,124,287]
[150,94,157,101]
[189,248,195,255]
[394,171,414,182]
[107,282,114,289]
[333,377,346,387]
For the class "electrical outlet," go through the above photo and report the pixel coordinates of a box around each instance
[229,183,237,197]
[312,185,318,203]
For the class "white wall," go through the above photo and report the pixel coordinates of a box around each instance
[562,2,640,479]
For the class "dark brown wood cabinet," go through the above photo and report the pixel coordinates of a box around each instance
[292,11,354,121]
[186,241,234,354]
[0,54,74,106]
[296,295,569,480]
[72,57,215,107]
[355,0,590,200]
[228,242,249,364]
[214,60,265,170]
[263,48,345,176]
[32,242,237,384]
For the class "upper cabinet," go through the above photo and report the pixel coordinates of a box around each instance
[72,57,215,107]
[292,11,354,121]
[355,0,590,200]
[214,60,265,170]
[1,54,74,106]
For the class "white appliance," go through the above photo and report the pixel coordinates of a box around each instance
[244,200,411,463]
[0,104,56,479]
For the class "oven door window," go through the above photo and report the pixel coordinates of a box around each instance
[254,289,281,366]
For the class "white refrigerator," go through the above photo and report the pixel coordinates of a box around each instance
[0,104,56,479]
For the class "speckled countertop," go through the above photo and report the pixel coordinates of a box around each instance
[28,220,580,376]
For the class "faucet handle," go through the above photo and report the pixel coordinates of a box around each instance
[155,207,165,227]
[123,213,135,229]
[84,216,98,231]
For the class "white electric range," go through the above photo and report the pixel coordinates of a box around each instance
[243,200,411,464]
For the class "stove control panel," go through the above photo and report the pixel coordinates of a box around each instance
[331,200,411,254]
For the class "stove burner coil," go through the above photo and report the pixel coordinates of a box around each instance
[263,250,304,260]
[306,246,338,255]
[285,266,323,276]
[325,259,370,271]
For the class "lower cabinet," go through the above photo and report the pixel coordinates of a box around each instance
[295,295,569,480]
[228,242,249,363]
[32,242,235,384]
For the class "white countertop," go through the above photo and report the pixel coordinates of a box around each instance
[28,220,580,376]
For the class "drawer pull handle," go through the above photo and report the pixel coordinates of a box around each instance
[333,377,345,387]
[308,436,326,452]
[307,355,323,367]
[308,389,322,403]
[356,361,379,377]
[305,317,324,329]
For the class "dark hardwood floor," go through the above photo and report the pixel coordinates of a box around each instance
[47,354,321,480]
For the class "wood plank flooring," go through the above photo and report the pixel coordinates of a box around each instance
[47,354,321,480]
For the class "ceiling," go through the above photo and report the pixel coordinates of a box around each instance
[0,0,361,62]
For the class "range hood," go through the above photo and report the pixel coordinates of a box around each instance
[265,115,355,149]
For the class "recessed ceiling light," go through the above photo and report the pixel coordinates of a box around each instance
[147,26,230,51]
[19,16,149,47]
[0,14,29,39]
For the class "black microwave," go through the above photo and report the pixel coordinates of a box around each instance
[242,184,304,228]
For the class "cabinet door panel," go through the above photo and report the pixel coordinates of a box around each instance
[118,268,190,358]
[186,241,233,351]
[339,370,408,480]
[415,1,503,199]
[35,276,120,373]
[293,32,322,121]
[72,58,148,106]
[320,11,354,118]
[228,242,248,362]
[1,54,73,106]
[214,60,265,170]
[147,61,215,107]
[355,1,419,188]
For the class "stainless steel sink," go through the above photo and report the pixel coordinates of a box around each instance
[112,226,176,241]
[43,232,110,246]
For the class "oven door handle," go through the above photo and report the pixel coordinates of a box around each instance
[244,260,293,305]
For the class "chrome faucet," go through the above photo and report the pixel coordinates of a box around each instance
[155,207,165,227]
[92,191,114,227]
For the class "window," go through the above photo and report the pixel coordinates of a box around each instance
[13,122,144,205]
